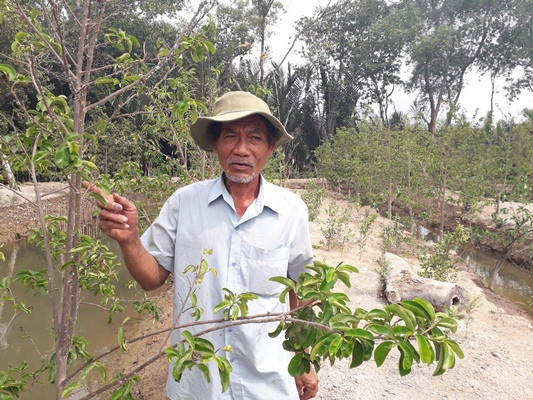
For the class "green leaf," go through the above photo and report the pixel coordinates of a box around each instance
[441,342,455,370]
[197,363,211,383]
[54,145,70,168]
[182,330,195,349]
[435,317,458,333]
[80,361,106,381]
[344,328,374,341]
[15,31,28,42]
[309,332,337,361]
[81,160,98,171]
[400,299,433,321]
[215,356,232,393]
[33,150,51,163]
[387,304,416,332]
[350,340,364,368]
[204,40,216,54]
[328,335,343,358]
[278,287,291,303]
[157,47,170,58]
[413,298,435,322]
[366,308,391,321]
[95,77,116,85]
[392,325,412,336]
[336,264,359,274]
[374,341,394,367]
[213,299,231,314]
[88,192,107,208]
[0,64,17,81]
[291,353,311,377]
[61,382,79,398]
[447,339,464,359]
[415,334,435,364]
[300,327,318,349]
[367,323,395,339]
[398,342,413,375]
[118,326,127,352]
[194,337,215,354]
[319,273,338,291]
[268,321,285,338]
[336,271,351,287]
[269,276,296,291]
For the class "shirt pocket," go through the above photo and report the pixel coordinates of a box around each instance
[243,241,290,297]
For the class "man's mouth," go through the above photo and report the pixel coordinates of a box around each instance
[228,159,255,170]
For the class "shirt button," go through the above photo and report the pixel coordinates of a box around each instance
[232,262,237,266]
[235,226,240,231]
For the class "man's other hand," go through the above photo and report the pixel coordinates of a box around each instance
[82,181,139,243]
[295,369,319,399]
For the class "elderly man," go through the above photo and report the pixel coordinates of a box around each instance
[86,91,318,399]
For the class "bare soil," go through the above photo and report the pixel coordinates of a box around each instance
[1,182,532,400]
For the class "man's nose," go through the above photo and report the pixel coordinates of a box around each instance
[233,136,251,155]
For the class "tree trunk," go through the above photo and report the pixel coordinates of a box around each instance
[383,253,466,311]
[1,153,19,191]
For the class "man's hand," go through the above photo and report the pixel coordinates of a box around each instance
[82,181,139,244]
[295,369,319,399]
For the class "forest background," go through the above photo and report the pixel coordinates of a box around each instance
[0,0,532,399]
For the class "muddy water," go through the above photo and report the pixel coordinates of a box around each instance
[417,226,533,317]
[0,239,146,399]
[462,247,533,316]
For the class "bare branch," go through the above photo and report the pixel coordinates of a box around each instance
[86,0,212,112]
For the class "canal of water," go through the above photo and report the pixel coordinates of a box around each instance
[0,239,147,399]
[416,226,533,317]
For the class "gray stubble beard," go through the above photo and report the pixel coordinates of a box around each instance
[225,173,256,184]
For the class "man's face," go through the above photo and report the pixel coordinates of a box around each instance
[213,115,275,185]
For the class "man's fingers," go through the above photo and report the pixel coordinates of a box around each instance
[100,209,129,225]
[82,181,123,211]
[112,193,134,211]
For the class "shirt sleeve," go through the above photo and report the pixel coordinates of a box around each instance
[287,200,314,281]
[140,191,179,273]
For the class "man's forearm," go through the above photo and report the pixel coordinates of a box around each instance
[119,236,169,291]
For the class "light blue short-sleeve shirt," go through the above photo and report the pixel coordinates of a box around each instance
[141,175,313,399]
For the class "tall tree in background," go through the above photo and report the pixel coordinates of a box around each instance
[211,0,283,90]
[476,0,533,117]
[299,0,412,142]
[404,0,513,133]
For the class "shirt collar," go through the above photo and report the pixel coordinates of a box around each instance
[207,174,282,215]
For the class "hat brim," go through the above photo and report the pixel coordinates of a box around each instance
[191,110,293,152]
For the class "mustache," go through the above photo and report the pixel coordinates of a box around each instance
[228,158,255,167]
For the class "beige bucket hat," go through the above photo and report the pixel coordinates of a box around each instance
[191,91,293,151]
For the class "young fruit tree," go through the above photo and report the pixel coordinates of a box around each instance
[0,0,464,398]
